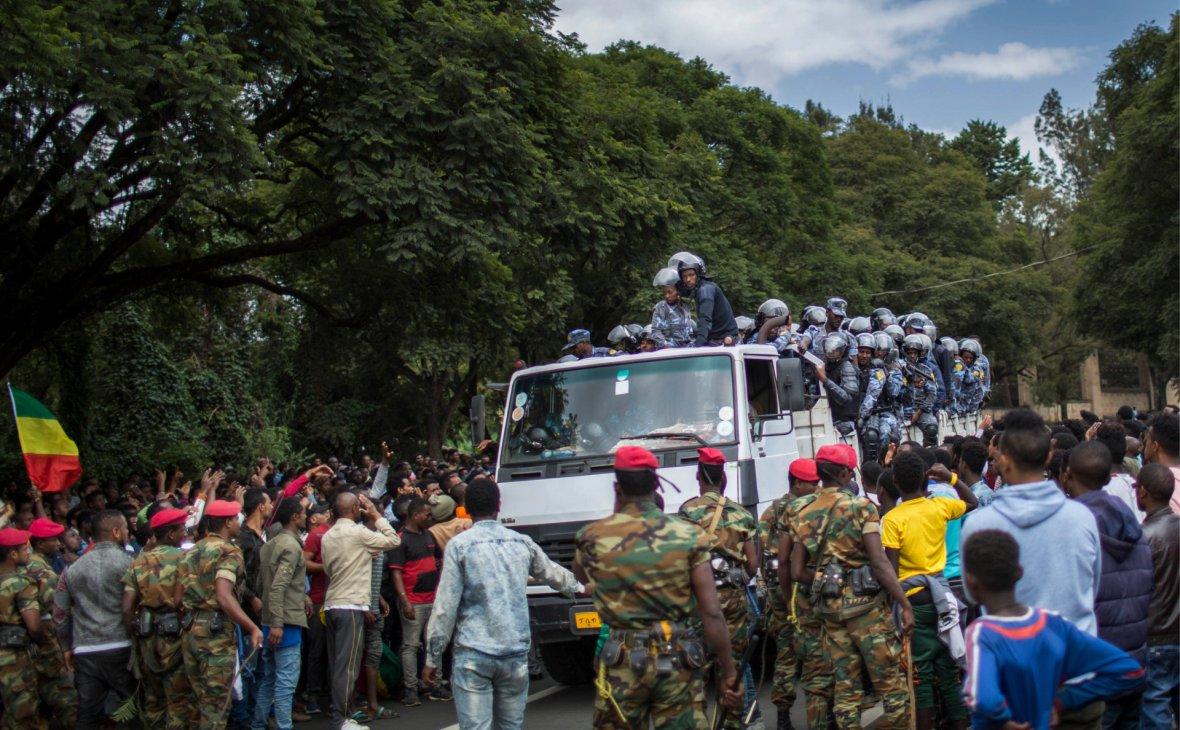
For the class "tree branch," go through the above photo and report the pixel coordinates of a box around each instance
[181,272,366,326]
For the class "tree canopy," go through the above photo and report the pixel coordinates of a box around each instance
[0,1,1174,472]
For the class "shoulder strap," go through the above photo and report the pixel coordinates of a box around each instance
[706,495,728,536]
[809,493,847,566]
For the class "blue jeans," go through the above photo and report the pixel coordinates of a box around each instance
[253,643,303,730]
[452,648,530,730]
[1141,644,1179,730]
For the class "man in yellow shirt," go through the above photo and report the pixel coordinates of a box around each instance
[881,451,977,730]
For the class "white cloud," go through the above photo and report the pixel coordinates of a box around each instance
[554,0,996,90]
[1008,111,1042,161]
[897,42,1083,83]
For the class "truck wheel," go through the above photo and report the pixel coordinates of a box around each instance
[538,637,596,685]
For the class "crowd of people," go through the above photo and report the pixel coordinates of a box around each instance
[560,251,993,464]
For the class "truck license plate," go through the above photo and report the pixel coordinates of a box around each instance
[571,609,601,633]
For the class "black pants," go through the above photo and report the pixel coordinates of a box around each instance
[74,647,139,729]
[326,609,366,729]
[303,602,329,704]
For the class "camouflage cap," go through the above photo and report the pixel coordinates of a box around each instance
[562,329,592,351]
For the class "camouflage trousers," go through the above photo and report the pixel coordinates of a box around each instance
[137,633,195,729]
[793,595,834,728]
[765,600,798,712]
[182,615,237,730]
[821,602,910,730]
[30,635,76,728]
[0,647,37,729]
[593,658,706,728]
[708,586,751,730]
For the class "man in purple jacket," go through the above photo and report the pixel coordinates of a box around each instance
[1065,442,1154,729]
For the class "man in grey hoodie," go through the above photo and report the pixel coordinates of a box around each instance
[960,409,1105,728]
[960,409,1102,632]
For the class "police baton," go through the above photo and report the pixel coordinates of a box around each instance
[711,617,766,730]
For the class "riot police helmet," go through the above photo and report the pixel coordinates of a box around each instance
[755,298,789,328]
[735,315,755,333]
[902,333,927,356]
[855,332,877,351]
[667,251,706,276]
[822,334,848,360]
[871,307,896,331]
[959,339,982,358]
[652,267,681,288]
[607,325,633,347]
[873,332,893,353]
[802,306,827,327]
[884,324,905,346]
[847,316,871,335]
[939,337,959,355]
[916,333,933,354]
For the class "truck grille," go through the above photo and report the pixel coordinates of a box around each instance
[535,537,577,570]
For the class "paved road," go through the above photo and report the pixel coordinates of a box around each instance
[301,678,883,729]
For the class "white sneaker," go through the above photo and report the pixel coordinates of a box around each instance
[342,720,370,730]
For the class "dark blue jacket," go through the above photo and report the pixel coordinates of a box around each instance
[1075,489,1153,665]
[689,279,737,346]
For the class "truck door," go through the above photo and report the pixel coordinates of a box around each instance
[744,356,795,507]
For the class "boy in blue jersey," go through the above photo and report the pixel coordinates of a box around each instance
[960,530,1145,730]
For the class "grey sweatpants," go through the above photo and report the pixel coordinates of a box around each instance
[326,609,366,729]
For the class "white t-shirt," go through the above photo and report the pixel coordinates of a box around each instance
[1104,472,1144,522]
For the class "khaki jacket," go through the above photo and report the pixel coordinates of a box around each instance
[258,530,308,629]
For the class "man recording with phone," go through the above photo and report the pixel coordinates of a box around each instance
[320,491,401,730]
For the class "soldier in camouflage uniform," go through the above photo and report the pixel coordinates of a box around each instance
[124,508,193,729]
[25,518,76,728]
[759,459,819,730]
[787,445,914,730]
[177,500,263,729]
[677,447,756,730]
[0,527,44,729]
[573,446,741,729]
[650,267,697,348]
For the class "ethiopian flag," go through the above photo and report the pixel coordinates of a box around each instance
[8,385,81,493]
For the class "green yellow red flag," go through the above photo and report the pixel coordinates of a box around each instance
[7,385,81,493]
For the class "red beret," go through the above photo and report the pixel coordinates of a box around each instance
[204,500,242,518]
[28,518,65,540]
[837,443,859,470]
[614,446,659,471]
[788,458,819,482]
[815,444,857,470]
[697,447,726,466]
[0,528,30,548]
[149,508,188,531]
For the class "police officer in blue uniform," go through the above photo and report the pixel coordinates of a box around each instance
[818,333,860,437]
[668,252,738,346]
[650,267,697,348]
[561,329,609,360]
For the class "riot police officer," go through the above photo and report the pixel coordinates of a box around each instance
[669,252,739,346]
[818,335,860,437]
[735,316,755,344]
[958,339,989,413]
[561,328,610,360]
[574,447,741,728]
[855,333,898,464]
[901,336,939,446]
[870,308,896,332]
[650,268,697,347]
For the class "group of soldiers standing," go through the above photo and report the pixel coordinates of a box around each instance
[562,250,992,464]
[0,499,256,729]
[575,441,912,730]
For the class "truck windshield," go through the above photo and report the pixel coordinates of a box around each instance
[502,355,736,464]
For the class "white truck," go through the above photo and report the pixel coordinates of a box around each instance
[488,344,979,683]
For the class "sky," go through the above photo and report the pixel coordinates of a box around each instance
[553,0,1175,159]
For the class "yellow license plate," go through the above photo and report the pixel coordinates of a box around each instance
[572,610,601,630]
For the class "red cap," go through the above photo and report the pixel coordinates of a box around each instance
[614,446,659,471]
[28,518,64,540]
[837,443,859,470]
[204,500,242,518]
[0,528,30,548]
[149,508,188,530]
[697,447,725,466]
[788,458,819,482]
[815,444,857,470]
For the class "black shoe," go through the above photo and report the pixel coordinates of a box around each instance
[776,708,792,730]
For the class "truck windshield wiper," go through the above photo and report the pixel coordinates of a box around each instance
[618,432,708,446]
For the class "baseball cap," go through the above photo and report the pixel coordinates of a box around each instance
[429,495,456,522]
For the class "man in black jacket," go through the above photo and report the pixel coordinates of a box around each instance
[673,252,738,346]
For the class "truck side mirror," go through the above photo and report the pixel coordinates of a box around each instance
[777,357,807,412]
[470,394,486,444]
